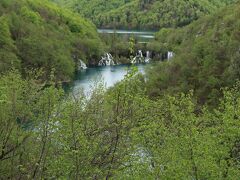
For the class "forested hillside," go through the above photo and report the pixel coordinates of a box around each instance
[146,2,240,106]
[51,0,236,29]
[0,0,104,82]
[1,0,240,179]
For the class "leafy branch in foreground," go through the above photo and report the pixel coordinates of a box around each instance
[0,69,239,179]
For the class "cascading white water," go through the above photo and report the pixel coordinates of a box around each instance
[132,50,151,64]
[139,50,143,58]
[107,53,113,60]
[146,51,150,59]
[99,51,151,65]
[167,51,174,60]
[145,51,151,63]
[132,50,144,64]
[131,57,137,64]
[78,59,87,70]
[98,53,115,66]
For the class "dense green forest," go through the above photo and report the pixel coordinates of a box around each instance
[0,68,240,179]
[1,0,240,179]
[51,0,237,29]
[0,0,104,82]
[146,2,240,106]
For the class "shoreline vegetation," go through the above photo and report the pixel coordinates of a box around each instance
[0,0,104,82]
[0,0,240,179]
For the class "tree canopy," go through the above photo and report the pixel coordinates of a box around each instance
[0,0,240,179]
[51,0,237,29]
[0,67,239,179]
[0,0,104,81]
[146,2,240,106]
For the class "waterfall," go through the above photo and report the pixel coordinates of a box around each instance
[98,53,115,66]
[167,51,174,60]
[132,50,144,64]
[107,53,113,60]
[132,50,151,64]
[139,50,143,58]
[78,59,87,70]
[146,51,150,59]
[131,57,137,64]
[145,51,151,63]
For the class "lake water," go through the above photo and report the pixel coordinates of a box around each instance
[71,64,147,95]
[97,29,156,43]
[67,29,154,95]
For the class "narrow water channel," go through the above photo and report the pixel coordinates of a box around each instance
[97,29,156,43]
